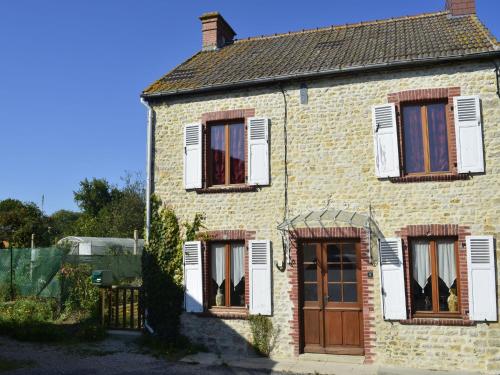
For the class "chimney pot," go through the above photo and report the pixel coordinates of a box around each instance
[445,0,476,16]
[199,12,236,51]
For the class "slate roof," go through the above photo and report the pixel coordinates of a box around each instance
[143,11,499,97]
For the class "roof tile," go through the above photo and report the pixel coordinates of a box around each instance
[143,12,499,97]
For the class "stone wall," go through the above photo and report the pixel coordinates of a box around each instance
[150,60,500,372]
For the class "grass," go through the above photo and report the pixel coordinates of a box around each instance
[0,358,35,372]
[135,334,207,361]
[0,298,106,344]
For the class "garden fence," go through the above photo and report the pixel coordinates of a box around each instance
[0,247,142,300]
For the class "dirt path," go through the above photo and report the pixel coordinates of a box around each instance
[0,335,285,375]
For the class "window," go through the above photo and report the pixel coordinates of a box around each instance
[410,238,460,316]
[209,242,245,308]
[209,122,245,186]
[402,102,450,174]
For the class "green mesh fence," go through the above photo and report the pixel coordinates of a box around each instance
[0,247,141,300]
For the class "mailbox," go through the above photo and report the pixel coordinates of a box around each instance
[91,270,112,286]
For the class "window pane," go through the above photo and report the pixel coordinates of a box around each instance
[343,284,357,302]
[427,104,449,172]
[230,243,245,307]
[437,241,457,312]
[210,125,226,185]
[403,105,425,173]
[229,123,245,184]
[411,241,433,311]
[304,284,317,301]
[342,244,356,263]
[327,264,341,282]
[211,243,226,307]
[327,244,341,262]
[343,263,357,282]
[303,244,317,263]
[328,284,342,302]
[304,264,318,282]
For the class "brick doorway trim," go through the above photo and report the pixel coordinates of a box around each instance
[287,227,376,364]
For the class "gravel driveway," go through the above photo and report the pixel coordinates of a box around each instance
[0,335,286,375]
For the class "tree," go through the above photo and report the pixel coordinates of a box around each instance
[73,178,118,217]
[0,199,50,248]
[49,210,81,241]
[73,173,145,238]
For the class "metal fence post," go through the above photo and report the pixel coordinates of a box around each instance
[9,246,13,301]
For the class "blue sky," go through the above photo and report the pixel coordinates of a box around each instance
[1,0,498,214]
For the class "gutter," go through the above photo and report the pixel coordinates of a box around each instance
[140,98,153,242]
[141,50,500,99]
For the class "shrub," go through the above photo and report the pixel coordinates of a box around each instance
[0,298,64,342]
[142,196,204,342]
[248,315,278,357]
[0,298,58,323]
[0,282,14,302]
[60,264,100,317]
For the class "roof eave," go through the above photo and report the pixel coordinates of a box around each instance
[141,50,500,100]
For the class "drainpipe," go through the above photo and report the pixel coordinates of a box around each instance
[141,98,153,242]
[141,98,155,335]
[493,61,500,99]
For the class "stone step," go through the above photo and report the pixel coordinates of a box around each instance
[297,353,365,365]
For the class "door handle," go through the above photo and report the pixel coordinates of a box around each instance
[324,295,329,305]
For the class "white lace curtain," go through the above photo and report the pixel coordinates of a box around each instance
[438,241,456,289]
[412,241,431,293]
[211,244,225,288]
[231,243,245,287]
[412,240,457,292]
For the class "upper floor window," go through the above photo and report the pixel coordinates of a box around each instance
[410,238,460,316]
[372,91,484,180]
[402,102,450,174]
[209,122,245,186]
[183,113,269,190]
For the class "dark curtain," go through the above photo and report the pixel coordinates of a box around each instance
[210,125,226,185]
[427,104,449,172]
[230,123,245,184]
[403,106,425,173]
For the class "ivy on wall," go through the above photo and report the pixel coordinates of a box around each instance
[141,196,204,342]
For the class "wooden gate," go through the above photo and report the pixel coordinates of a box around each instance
[100,286,144,330]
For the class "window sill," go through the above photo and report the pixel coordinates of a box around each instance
[195,185,258,194]
[389,173,470,183]
[400,317,474,326]
[199,308,248,319]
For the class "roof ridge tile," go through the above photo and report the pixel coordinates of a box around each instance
[234,11,449,43]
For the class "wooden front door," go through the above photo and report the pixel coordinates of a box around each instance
[301,241,364,355]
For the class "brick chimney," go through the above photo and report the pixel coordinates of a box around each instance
[445,0,476,16]
[199,12,236,51]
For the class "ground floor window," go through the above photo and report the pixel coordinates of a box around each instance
[410,238,460,316]
[209,242,245,308]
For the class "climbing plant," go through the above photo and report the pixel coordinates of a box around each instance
[141,196,204,342]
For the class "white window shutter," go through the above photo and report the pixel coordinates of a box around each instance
[183,241,203,313]
[247,117,270,186]
[379,238,407,320]
[184,123,202,189]
[372,104,400,178]
[454,96,484,173]
[467,236,496,321]
[249,240,272,315]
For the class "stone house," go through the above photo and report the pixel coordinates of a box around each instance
[141,0,500,372]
